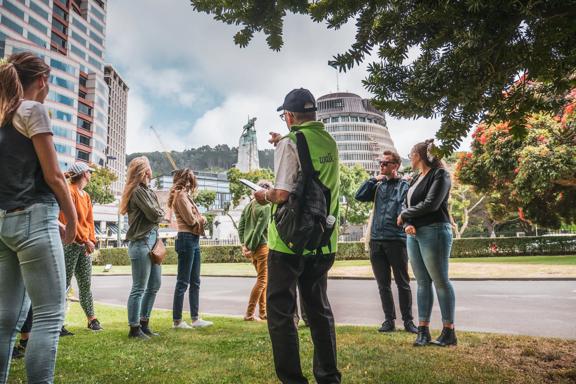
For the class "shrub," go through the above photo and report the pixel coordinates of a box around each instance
[94,236,575,265]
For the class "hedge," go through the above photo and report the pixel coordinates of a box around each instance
[94,236,576,265]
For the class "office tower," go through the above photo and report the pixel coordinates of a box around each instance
[1,0,109,169]
[104,64,127,195]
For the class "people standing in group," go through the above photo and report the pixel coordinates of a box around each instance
[355,150,418,334]
[397,139,457,347]
[58,162,102,336]
[120,156,164,339]
[168,168,213,329]
[0,52,77,384]
[255,88,342,384]
[239,180,272,321]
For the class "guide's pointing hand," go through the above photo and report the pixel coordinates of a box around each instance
[269,132,282,146]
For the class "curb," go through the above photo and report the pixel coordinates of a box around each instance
[92,273,576,281]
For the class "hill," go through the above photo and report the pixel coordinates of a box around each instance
[127,145,274,176]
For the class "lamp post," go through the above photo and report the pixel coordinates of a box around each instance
[104,154,122,247]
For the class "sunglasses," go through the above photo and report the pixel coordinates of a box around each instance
[379,161,395,166]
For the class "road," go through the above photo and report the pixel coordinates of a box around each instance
[89,276,576,339]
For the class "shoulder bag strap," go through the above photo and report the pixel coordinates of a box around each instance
[295,131,316,177]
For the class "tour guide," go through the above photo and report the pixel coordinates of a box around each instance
[254,88,341,384]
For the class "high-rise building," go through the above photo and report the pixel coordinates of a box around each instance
[0,0,109,170]
[317,92,396,174]
[104,64,128,195]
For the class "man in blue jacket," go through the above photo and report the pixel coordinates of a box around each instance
[355,150,418,333]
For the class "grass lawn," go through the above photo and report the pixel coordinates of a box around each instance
[93,256,576,279]
[8,303,576,384]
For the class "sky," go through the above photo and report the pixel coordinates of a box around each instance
[105,0,472,157]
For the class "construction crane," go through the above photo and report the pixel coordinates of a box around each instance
[149,125,178,171]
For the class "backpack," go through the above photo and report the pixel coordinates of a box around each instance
[274,131,335,255]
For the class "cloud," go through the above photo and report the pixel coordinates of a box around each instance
[107,0,469,156]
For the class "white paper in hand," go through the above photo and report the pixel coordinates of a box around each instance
[239,178,263,191]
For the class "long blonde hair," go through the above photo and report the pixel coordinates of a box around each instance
[119,156,151,214]
[0,52,50,127]
[167,168,198,209]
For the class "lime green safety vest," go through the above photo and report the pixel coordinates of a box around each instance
[268,121,340,255]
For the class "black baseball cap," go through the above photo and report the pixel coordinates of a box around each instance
[277,88,317,113]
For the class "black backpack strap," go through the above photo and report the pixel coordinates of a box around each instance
[295,131,316,177]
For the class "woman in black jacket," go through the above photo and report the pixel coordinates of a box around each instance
[398,139,456,347]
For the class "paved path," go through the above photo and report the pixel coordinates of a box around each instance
[89,276,576,339]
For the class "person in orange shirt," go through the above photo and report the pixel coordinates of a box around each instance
[59,162,102,334]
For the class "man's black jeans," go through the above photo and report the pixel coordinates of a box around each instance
[267,250,341,384]
[369,240,413,322]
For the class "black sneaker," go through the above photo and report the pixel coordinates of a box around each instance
[88,319,103,331]
[378,320,396,333]
[12,345,25,359]
[404,320,419,334]
[60,326,74,337]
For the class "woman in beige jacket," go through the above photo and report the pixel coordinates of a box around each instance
[168,169,213,329]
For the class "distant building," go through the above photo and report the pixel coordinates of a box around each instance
[151,171,232,212]
[1,0,110,169]
[104,65,128,196]
[317,92,397,174]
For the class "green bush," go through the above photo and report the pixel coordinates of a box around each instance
[94,236,575,265]
[451,235,576,258]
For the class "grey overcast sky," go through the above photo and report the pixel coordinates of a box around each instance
[106,0,471,156]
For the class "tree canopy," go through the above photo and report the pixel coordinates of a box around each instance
[190,0,576,154]
[85,166,117,205]
[339,163,371,230]
[456,95,576,228]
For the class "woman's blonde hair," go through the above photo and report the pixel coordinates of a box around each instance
[0,52,50,127]
[167,168,198,209]
[119,156,151,214]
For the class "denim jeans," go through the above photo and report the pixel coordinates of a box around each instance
[172,232,201,321]
[127,230,162,326]
[0,203,66,384]
[406,223,455,324]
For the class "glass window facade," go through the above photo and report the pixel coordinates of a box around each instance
[28,16,48,34]
[50,75,76,91]
[29,2,49,19]
[49,91,75,106]
[1,15,24,35]
[27,31,47,48]
[52,125,75,139]
[4,0,25,19]
[77,133,90,146]
[70,44,86,59]
[89,43,102,57]
[71,31,86,46]
[50,58,77,76]
[89,18,103,34]
[76,149,90,161]
[78,102,92,116]
[89,30,103,45]
[72,17,87,33]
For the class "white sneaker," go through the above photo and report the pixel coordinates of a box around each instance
[191,319,213,328]
[172,321,193,329]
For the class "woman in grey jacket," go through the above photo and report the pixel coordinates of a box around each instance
[398,139,456,347]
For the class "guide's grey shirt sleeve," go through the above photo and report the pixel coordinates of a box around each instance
[274,138,300,192]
